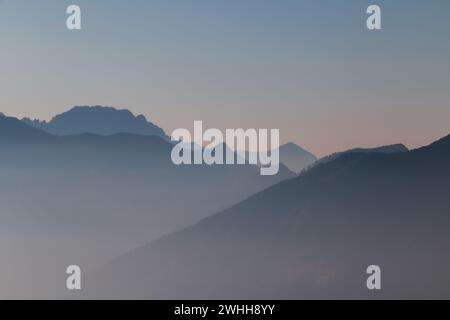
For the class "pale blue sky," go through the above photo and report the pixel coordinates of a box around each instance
[1,0,450,156]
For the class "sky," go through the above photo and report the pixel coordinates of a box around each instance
[1,0,450,156]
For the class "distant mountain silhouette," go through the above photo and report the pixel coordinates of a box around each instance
[86,134,450,299]
[279,142,317,173]
[315,143,408,166]
[0,115,291,223]
[21,106,168,139]
[240,142,316,173]
[0,116,294,298]
[0,116,54,145]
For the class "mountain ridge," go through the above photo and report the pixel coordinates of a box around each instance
[21,105,169,139]
[85,132,450,299]
[314,143,409,167]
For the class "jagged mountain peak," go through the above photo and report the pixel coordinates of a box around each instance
[21,105,168,139]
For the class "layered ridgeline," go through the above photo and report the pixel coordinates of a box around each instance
[0,114,293,299]
[20,106,317,172]
[85,134,450,299]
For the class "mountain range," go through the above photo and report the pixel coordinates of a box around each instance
[84,133,450,299]
[0,112,292,230]
[0,112,293,298]
[17,106,319,171]
[1,105,446,299]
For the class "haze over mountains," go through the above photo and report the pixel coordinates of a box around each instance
[85,134,450,299]
[1,105,448,299]
[0,111,292,298]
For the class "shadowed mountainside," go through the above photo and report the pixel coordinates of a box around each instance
[85,134,450,299]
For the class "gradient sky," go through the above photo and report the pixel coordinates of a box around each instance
[1,0,449,156]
